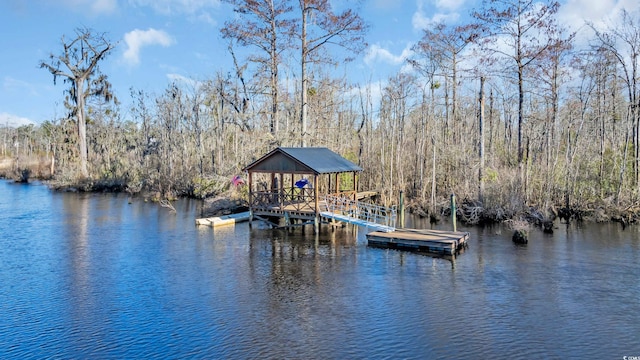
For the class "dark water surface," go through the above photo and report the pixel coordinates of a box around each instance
[1,180,639,359]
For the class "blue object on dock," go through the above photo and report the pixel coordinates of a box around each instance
[295,178,309,188]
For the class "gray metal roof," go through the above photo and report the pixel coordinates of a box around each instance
[244,147,363,174]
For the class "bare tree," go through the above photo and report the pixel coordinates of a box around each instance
[479,76,486,203]
[532,27,574,207]
[40,27,117,178]
[472,0,561,197]
[221,0,295,137]
[410,22,475,140]
[590,9,640,194]
[298,0,368,146]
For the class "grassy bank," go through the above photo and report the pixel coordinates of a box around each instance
[0,155,53,183]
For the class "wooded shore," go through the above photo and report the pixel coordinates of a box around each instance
[1,154,637,229]
[5,5,640,230]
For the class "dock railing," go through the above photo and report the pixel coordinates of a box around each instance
[251,188,315,212]
[322,194,397,229]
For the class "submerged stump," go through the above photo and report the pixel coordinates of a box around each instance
[512,229,528,244]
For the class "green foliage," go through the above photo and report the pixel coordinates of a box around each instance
[341,150,359,164]
[485,168,499,183]
[234,182,249,201]
[191,176,226,199]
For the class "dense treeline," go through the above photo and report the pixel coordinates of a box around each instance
[2,1,640,225]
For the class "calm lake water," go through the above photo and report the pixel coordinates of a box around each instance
[1,179,639,359]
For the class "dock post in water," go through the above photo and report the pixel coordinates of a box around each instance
[399,191,405,228]
[450,193,457,232]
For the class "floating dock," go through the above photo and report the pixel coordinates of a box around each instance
[196,211,251,227]
[366,228,469,255]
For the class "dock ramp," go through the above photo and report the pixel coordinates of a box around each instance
[321,194,397,232]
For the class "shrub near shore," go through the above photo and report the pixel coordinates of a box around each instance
[2,153,639,228]
[408,197,640,229]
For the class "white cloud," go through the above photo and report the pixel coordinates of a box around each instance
[557,0,616,32]
[435,0,465,12]
[195,12,216,25]
[412,11,460,30]
[412,0,461,31]
[557,0,640,47]
[122,28,175,66]
[399,62,415,75]
[365,44,414,66]
[557,0,640,33]
[127,0,220,15]
[166,73,203,89]
[59,0,118,15]
[342,80,385,123]
[125,0,220,24]
[353,80,389,123]
[0,113,36,128]
[3,76,39,96]
[91,0,118,14]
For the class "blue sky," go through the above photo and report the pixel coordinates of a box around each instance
[1,0,638,127]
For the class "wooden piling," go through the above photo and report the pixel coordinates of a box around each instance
[399,190,405,228]
[450,193,457,232]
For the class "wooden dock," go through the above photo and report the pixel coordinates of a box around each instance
[196,211,251,227]
[366,228,469,255]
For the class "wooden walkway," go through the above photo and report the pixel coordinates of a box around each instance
[320,211,395,232]
[321,194,396,232]
[199,190,469,256]
[367,228,469,255]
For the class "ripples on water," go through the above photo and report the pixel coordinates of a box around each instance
[1,180,639,359]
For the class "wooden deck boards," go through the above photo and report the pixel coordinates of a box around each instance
[246,193,470,256]
[367,228,469,255]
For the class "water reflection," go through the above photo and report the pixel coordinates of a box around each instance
[1,180,640,359]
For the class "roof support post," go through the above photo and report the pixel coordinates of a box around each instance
[291,173,295,205]
[353,172,357,201]
[314,173,319,234]
[279,172,284,206]
[248,171,253,228]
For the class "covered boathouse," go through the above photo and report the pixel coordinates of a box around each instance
[243,147,362,233]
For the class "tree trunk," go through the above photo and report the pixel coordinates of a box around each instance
[271,17,279,137]
[431,135,436,214]
[517,60,525,203]
[489,88,494,158]
[76,77,89,178]
[479,76,485,203]
[452,52,457,138]
[300,5,308,147]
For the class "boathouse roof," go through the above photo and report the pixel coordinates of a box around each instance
[243,147,362,174]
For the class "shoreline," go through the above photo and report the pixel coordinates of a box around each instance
[1,172,636,229]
